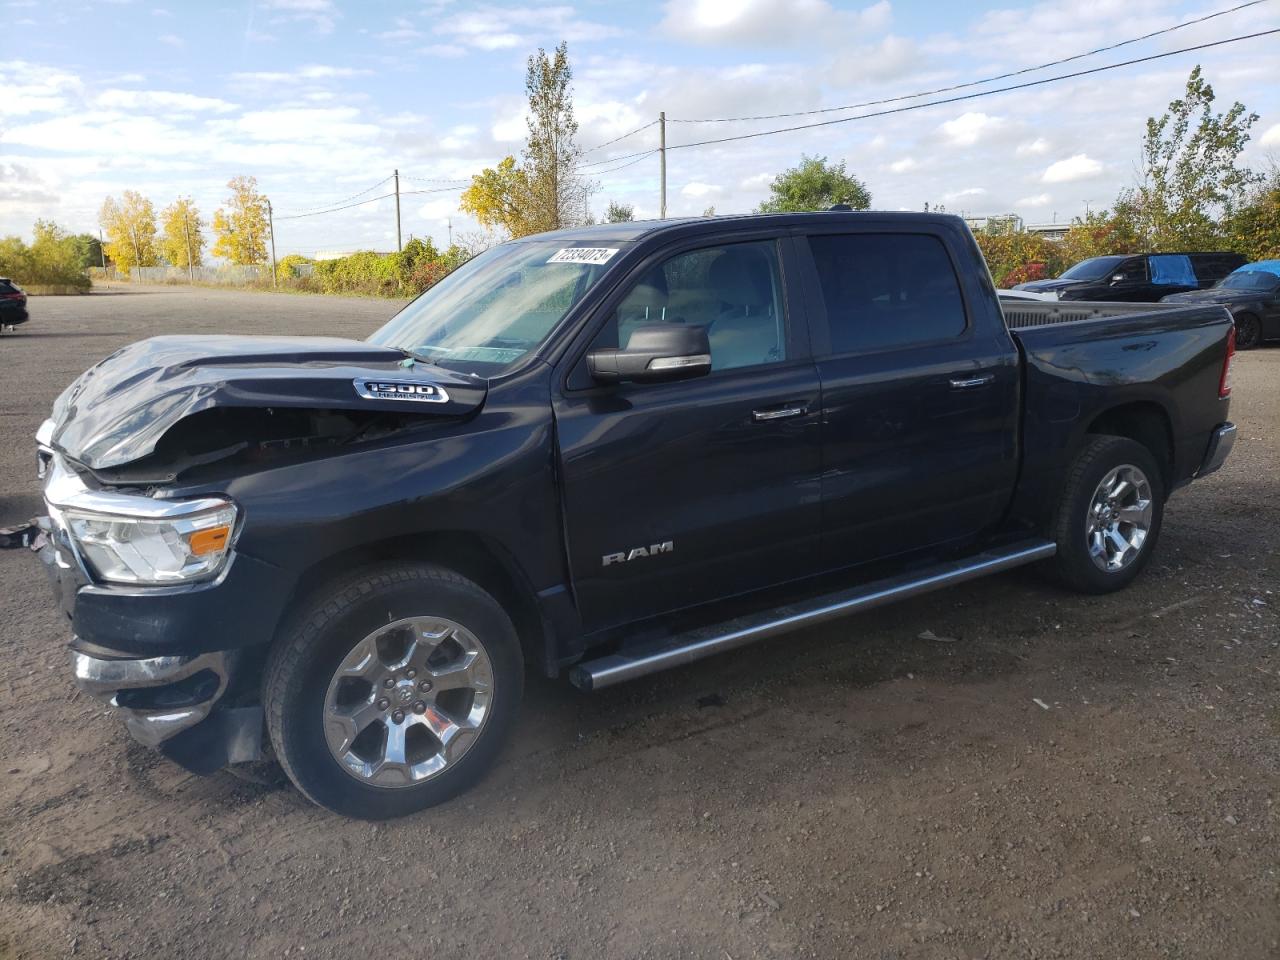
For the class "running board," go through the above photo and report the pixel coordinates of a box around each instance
[569,539,1056,691]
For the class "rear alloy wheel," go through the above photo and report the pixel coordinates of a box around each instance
[1234,313,1262,350]
[1047,435,1165,594]
[265,563,522,819]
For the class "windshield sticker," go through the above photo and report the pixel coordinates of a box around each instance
[547,247,619,265]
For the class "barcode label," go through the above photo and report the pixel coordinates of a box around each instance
[547,247,619,265]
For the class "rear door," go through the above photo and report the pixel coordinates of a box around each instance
[553,234,824,632]
[797,224,1020,570]
[1104,256,1155,301]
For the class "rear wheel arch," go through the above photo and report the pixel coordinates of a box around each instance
[1084,401,1174,493]
[1233,312,1262,350]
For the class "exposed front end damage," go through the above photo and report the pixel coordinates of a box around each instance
[34,334,486,773]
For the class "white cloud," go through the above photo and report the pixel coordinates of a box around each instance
[661,0,890,47]
[1042,154,1103,183]
[939,112,1004,147]
[94,89,236,113]
[681,181,722,198]
[422,43,467,58]
[435,5,622,51]
[1261,123,1280,148]
[1016,138,1049,157]
[229,64,370,84]
[263,0,338,33]
[887,157,918,173]
[377,17,421,42]
[1017,193,1052,207]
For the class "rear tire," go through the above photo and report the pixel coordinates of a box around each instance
[264,563,523,819]
[1046,435,1165,594]
[1234,313,1262,350]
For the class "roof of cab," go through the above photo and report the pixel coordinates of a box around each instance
[511,210,970,245]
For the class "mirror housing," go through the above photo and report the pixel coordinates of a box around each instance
[587,323,712,384]
[1110,273,1125,283]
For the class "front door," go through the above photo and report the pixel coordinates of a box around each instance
[553,237,823,633]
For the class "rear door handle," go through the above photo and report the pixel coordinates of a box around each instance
[752,405,808,422]
[949,374,995,389]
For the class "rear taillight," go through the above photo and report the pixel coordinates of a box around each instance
[1219,324,1235,399]
[0,293,23,301]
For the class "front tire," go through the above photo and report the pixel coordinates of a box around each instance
[1047,435,1165,594]
[264,563,523,819]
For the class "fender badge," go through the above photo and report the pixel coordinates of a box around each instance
[353,379,451,403]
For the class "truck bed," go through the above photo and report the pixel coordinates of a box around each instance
[1000,298,1184,330]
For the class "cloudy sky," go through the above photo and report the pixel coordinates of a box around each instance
[2,0,1279,257]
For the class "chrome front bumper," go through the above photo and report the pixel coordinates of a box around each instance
[72,644,237,748]
[1197,422,1236,478]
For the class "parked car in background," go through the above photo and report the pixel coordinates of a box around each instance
[1161,260,1280,349]
[1014,252,1246,302]
[0,278,29,329]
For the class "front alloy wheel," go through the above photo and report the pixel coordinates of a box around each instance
[323,617,494,787]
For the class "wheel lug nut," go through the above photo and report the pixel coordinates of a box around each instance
[406,668,417,679]
[377,697,389,710]
[391,709,405,724]
[413,701,426,714]
[382,677,394,688]
[418,679,433,693]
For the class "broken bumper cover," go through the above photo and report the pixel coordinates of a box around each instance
[1196,422,1236,478]
[70,639,262,770]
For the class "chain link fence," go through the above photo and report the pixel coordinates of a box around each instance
[134,264,275,285]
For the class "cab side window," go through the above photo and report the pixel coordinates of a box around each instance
[601,240,786,373]
[808,233,966,354]
[1116,257,1148,282]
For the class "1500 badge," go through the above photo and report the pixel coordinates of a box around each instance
[602,541,674,567]
[353,379,451,403]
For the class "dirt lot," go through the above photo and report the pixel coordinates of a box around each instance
[1,286,1277,960]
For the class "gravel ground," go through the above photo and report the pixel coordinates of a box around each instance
[0,285,1277,960]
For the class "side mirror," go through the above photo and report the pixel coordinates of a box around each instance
[1111,273,1125,284]
[587,323,712,384]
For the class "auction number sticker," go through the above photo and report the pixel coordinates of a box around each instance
[547,247,619,265]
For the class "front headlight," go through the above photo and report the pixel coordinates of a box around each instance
[63,502,238,584]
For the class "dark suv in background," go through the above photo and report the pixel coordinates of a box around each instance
[1015,252,1245,302]
[0,278,29,329]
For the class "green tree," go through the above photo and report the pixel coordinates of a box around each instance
[100,191,159,273]
[1058,209,1143,265]
[1228,162,1280,261]
[68,233,103,270]
[1117,66,1259,250]
[756,155,871,213]
[461,42,592,237]
[159,197,205,269]
[0,221,91,289]
[212,175,269,265]
[603,200,634,223]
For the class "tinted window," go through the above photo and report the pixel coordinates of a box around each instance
[0,280,15,294]
[1115,257,1148,282]
[1060,256,1125,281]
[596,240,786,372]
[808,233,966,354]
[1222,271,1280,292]
[1192,254,1245,281]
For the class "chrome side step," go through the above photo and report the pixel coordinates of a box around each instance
[569,539,1056,691]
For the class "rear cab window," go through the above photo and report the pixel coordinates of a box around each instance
[805,233,967,354]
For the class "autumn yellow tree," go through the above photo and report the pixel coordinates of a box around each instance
[159,197,205,269]
[100,191,159,274]
[460,156,537,238]
[212,176,269,265]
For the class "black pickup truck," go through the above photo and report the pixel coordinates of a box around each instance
[33,212,1237,818]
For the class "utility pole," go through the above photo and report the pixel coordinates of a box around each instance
[266,199,278,288]
[98,228,108,288]
[128,223,141,280]
[394,168,402,252]
[181,205,195,284]
[658,111,667,219]
[446,217,452,247]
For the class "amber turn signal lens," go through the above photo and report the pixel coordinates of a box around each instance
[187,525,231,556]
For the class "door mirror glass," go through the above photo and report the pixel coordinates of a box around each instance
[1111,273,1125,283]
[587,323,711,384]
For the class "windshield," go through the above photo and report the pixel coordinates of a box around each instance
[1059,256,1126,281]
[1220,270,1279,291]
[369,240,629,376]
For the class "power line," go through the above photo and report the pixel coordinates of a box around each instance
[279,176,392,216]
[670,0,1273,124]
[400,174,470,184]
[589,28,1280,163]
[275,192,396,220]
[583,150,660,176]
[581,119,659,155]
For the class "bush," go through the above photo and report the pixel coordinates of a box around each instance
[288,241,472,298]
[974,231,1065,287]
[0,220,92,290]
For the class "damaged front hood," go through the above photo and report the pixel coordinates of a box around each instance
[49,335,487,469]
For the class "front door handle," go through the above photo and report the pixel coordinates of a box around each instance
[949,374,995,389]
[752,405,808,422]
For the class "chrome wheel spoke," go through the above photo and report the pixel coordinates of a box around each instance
[1084,463,1154,574]
[1116,500,1151,526]
[322,615,494,790]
